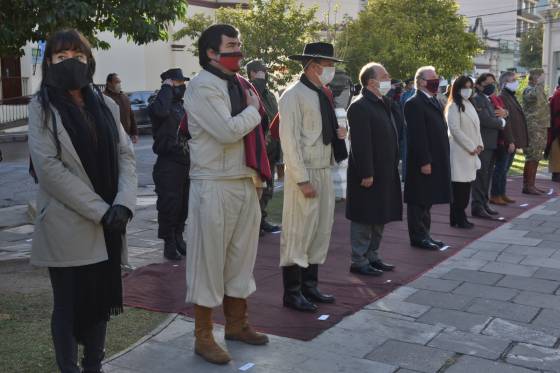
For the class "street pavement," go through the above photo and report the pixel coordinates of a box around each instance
[2,137,560,372]
[99,196,560,373]
[0,135,164,264]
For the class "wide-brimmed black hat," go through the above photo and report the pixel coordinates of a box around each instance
[160,68,189,82]
[288,42,343,63]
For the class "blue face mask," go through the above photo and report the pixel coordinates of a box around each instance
[482,84,496,96]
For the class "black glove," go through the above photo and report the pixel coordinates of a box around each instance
[102,205,132,233]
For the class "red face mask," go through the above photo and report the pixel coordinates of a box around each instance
[425,79,440,94]
[216,51,244,72]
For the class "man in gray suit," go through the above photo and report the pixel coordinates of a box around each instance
[470,73,508,219]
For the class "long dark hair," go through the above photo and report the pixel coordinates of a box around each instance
[37,29,103,125]
[450,75,473,112]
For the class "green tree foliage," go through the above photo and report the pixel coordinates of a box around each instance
[174,0,322,87]
[337,0,483,81]
[0,0,188,56]
[520,23,544,69]
[516,75,529,102]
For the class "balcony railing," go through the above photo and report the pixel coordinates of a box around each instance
[517,9,541,22]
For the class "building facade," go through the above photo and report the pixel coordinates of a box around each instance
[0,0,365,99]
[542,5,560,89]
[470,17,516,76]
[457,0,545,73]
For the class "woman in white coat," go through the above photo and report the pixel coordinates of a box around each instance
[445,76,484,229]
[28,29,136,373]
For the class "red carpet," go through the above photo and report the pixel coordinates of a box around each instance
[123,177,557,341]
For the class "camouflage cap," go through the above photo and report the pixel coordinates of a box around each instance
[245,60,267,74]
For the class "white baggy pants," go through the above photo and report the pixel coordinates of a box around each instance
[186,178,261,308]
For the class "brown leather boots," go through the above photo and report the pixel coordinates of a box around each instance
[223,296,269,345]
[523,160,544,195]
[489,195,508,205]
[194,297,269,365]
[194,305,231,365]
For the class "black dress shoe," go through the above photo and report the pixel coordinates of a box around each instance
[163,238,182,261]
[472,208,494,220]
[175,232,186,256]
[484,205,499,215]
[350,264,383,276]
[411,239,440,250]
[261,220,281,233]
[451,221,474,229]
[370,260,395,272]
[430,238,445,248]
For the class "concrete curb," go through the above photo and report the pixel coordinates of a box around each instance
[103,313,179,364]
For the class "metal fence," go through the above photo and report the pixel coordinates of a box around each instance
[0,77,31,129]
[0,96,30,129]
[0,80,107,130]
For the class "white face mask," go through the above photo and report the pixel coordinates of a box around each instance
[505,81,519,92]
[460,88,472,100]
[378,80,392,95]
[318,66,336,85]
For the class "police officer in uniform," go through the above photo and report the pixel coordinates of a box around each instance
[149,68,190,260]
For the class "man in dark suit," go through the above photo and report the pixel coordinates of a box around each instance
[470,73,507,219]
[404,66,451,250]
[346,62,403,276]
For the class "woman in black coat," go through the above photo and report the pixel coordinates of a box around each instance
[346,62,402,276]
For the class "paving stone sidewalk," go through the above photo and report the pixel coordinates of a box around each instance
[2,178,560,372]
[97,197,560,373]
[0,185,168,266]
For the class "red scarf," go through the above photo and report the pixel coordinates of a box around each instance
[546,87,560,155]
[178,76,271,182]
[488,94,506,146]
[488,94,505,110]
[236,75,272,182]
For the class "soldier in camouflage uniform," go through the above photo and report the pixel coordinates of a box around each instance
[522,68,550,194]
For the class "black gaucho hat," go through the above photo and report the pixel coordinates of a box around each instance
[288,42,343,63]
[160,68,189,82]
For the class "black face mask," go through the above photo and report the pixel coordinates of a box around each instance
[45,58,90,90]
[482,84,496,96]
[173,85,186,99]
[251,78,267,93]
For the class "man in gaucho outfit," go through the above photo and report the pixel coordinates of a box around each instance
[279,42,348,313]
[183,24,271,365]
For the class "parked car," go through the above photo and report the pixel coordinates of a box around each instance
[127,90,156,131]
